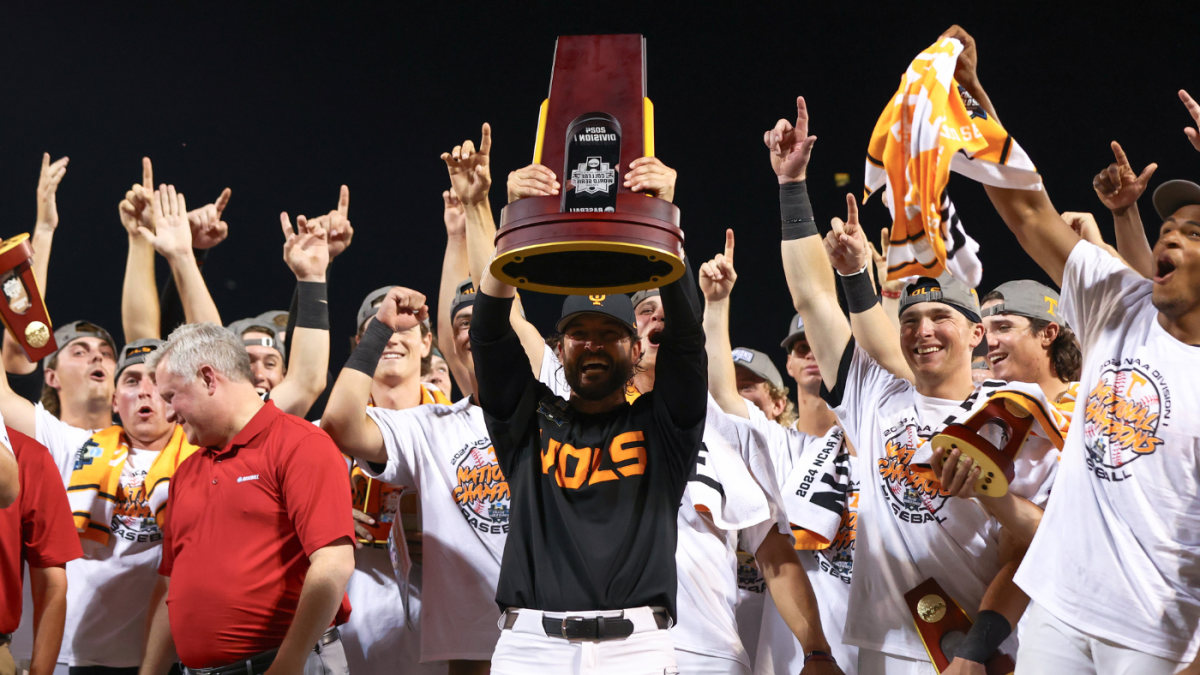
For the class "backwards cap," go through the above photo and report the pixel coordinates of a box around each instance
[49,320,117,363]
[227,318,285,360]
[117,338,165,377]
[450,279,477,322]
[899,272,981,323]
[981,280,1066,328]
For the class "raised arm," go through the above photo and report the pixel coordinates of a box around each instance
[1092,141,1157,277]
[437,189,474,397]
[471,269,533,418]
[322,287,428,465]
[443,125,547,377]
[824,195,914,382]
[120,158,162,342]
[769,97,852,390]
[266,213,332,417]
[652,254,707,430]
[138,186,223,326]
[700,229,749,418]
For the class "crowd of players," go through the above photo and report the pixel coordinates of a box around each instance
[2,24,1200,675]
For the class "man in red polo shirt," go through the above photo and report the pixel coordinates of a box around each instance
[1,428,82,675]
[139,322,355,675]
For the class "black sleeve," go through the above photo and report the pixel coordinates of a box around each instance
[818,337,857,408]
[469,291,535,421]
[159,249,210,336]
[7,362,43,404]
[652,256,707,430]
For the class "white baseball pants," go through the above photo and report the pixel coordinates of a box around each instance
[1015,603,1188,675]
[490,607,678,675]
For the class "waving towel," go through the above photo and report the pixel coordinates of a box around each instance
[687,431,773,534]
[67,424,198,546]
[865,36,1041,282]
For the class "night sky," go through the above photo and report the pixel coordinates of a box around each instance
[2,1,1197,378]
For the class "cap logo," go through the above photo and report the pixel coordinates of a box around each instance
[461,287,476,296]
[588,295,606,306]
[731,348,754,363]
[126,346,155,357]
[1044,296,1058,317]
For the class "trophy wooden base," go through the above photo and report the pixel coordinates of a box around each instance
[492,193,685,295]
[0,234,56,362]
[931,400,1033,497]
[905,578,1015,675]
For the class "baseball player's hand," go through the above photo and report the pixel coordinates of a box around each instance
[1092,141,1156,215]
[940,25,979,90]
[35,152,69,234]
[507,163,559,202]
[441,123,492,205]
[302,186,353,260]
[799,660,845,675]
[824,194,870,276]
[187,187,232,249]
[352,509,376,549]
[699,229,737,302]
[139,185,194,262]
[764,95,816,184]
[375,287,429,333]
[942,657,986,675]
[1061,212,1105,247]
[1181,89,1200,152]
[443,189,466,238]
[623,156,677,202]
[119,158,156,239]
[931,446,981,499]
[280,212,330,283]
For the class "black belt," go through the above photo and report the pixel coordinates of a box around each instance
[502,608,670,641]
[185,628,340,675]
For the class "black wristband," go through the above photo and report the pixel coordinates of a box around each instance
[780,181,818,240]
[295,281,330,330]
[840,266,879,314]
[344,319,393,376]
[955,610,1012,664]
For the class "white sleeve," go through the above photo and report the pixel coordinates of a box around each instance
[33,403,93,484]
[1059,240,1151,353]
[829,343,909,452]
[361,407,427,487]
[539,348,572,399]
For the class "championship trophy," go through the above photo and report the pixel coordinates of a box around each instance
[931,398,1035,497]
[905,579,1015,675]
[490,34,686,295]
[0,234,56,361]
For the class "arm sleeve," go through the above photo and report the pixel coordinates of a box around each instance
[6,363,43,405]
[469,291,535,421]
[22,441,83,567]
[1059,240,1150,354]
[652,257,708,429]
[281,429,356,555]
[360,407,423,487]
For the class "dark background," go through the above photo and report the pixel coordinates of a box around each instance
[2,1,1197,379]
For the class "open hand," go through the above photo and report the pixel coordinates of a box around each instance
[931,446,981,499]
[1181,90,1200,152]
[442,123,492,205]
[281,212,330,283]
[1093,141,1156,215]
[699,229,737,302]
[824,194,870,275]
[375,286,428,333]
[443,189,466,237]
[623,156,677,202]
[187,188,231,249]
[36,153,69,233]
[139,185,193,260]
[764,96,817,184]
[507,163,559,202]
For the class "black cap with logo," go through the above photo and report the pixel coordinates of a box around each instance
[117,338,165,377]
[899,272,981,323]
[556,294,637,335]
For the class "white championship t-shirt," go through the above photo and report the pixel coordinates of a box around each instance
[754,422,859,675]
[828,346,1058,659]
[1015,241,1200,661]
[12,405,163,668]
[672,398,789,669]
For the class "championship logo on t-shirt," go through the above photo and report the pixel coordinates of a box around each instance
[451,438,510,534]
[1082,359,1169,482]
[878,420,947,525]
[113,470,159,542]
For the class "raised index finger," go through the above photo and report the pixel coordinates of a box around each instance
[1182,90,1200,121]
[724,228,735,263]
[845,193,860,231]
[214,188,232,217]
[142,157,154,193]
[338,185,350,218]
[1110,140,1131,169]
[795,96,809,139]
[479,122,492,156]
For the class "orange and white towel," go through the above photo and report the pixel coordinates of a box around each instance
[865,37,1041,282]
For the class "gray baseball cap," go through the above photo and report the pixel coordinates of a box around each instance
[731,347,784,389]
[556,294,637,335]
[780,313,806,351]
[630,288,660,310]
[357,286,396,331]
[49,321,117,363]
[899,272,981,323]
[255,310,290,333]
[981,280,1066,327]
[117,338,165,377]
[227,318,285,359]
[1152,179,1200,220]
[450,279,477,321]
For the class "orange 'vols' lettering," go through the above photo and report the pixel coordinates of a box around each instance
[557,443,593,489]
[611,431,647,477]
[543,438,560,474]
[588,443,618,485]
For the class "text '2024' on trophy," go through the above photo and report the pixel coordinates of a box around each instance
[489,34,686,295]
[0,234,56,361]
